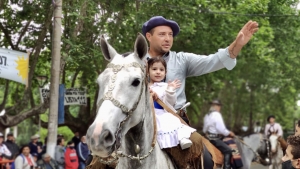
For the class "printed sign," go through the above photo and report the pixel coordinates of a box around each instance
[64,88,87,105]
[0,48,29,86]
[39,88,87,105]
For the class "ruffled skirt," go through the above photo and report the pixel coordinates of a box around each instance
[155,108,196,149]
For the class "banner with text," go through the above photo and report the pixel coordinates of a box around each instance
[0,48,29,86]
[39,88,87,105]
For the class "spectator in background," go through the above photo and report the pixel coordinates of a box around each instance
[4,133,19,159]
[57,134,64,140]
[77,136,89,169]
[32,153,38,163]
[71,132,80,149]
[280,120,300,169]
[41,137,47,155]
[282,135,300,169]
[55,138,65,169]
[0,132,12,159]
[29,135,42,160]
[37,153,58,169]
[253,121,262,133]
[14,145,36,169]
[36,135,43,148]
[65,141,78,169]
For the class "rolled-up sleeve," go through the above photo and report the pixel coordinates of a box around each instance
[183,47,237,77]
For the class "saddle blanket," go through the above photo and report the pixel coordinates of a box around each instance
[223,137,243,169]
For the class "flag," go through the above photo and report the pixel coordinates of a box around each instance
[0,48,29,86]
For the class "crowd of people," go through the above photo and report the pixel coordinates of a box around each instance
[0,131,90,169]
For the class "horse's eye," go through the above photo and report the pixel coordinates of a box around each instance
[131,79,140,87]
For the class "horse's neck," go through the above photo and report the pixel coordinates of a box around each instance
[118,93,174,169]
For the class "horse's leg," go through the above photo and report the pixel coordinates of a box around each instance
[203,145,214,169]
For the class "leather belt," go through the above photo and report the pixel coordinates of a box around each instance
[206,132,222,140]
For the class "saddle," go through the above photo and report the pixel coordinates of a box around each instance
[223,137,243,168]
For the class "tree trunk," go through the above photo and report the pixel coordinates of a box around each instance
[47,0,62,158]
[248,86,254,134]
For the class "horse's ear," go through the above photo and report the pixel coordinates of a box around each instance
[134,33,148,60]
[100,35,117,61]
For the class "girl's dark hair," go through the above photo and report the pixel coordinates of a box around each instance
[19,144,30,155]
[67,141,74,145]
[57,138,64,145]
[147,57,167,82]
[147,57,167,72]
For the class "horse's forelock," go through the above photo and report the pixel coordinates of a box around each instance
[121,52,133,57]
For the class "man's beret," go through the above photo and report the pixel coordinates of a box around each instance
[142,16,180,37]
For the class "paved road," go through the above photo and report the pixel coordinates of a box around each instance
[251,163,269,169]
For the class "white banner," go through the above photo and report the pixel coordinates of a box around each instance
[64,88,87,105]
[0,48,29,85]
[39,88,87,105]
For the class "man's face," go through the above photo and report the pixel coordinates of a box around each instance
[22,147,30,156]
[7,136,13,141]
[295,124,300,136]
[146,26,173,56]
[81,136,86,143]
[282,145,300,168]
[269,117,275,124]
[44,156,51,163]
[61,139,65,146]
[0,137,4,143]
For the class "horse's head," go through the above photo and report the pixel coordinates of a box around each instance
[86,33,148,157]
[269,134,279,154]
[257,138,272,166]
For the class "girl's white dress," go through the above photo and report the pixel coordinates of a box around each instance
[150,82,196,149]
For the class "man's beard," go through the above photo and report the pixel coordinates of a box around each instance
[159,48,168,55]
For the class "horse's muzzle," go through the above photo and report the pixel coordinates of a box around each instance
[87,124,116,157]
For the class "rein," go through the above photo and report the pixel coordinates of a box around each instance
[96,61,157,165]
[236,133,271,165]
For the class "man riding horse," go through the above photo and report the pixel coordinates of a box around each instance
[86,16,258,168]
[264,115,287,153]
[203,99,235,169]
[142,16,258,168]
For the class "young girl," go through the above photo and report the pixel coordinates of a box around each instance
[147,57,196,150]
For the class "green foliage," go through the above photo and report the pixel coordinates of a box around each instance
[1,0,300,136]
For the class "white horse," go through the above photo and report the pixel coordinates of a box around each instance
[235,133,283,169]
[86,34,175,169]
[268,134,283,169]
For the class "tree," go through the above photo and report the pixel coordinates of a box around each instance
[1,0,300,138]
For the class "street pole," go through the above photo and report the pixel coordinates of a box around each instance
[47,0,62,158]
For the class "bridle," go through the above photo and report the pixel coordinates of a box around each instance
[95,61,157,165]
